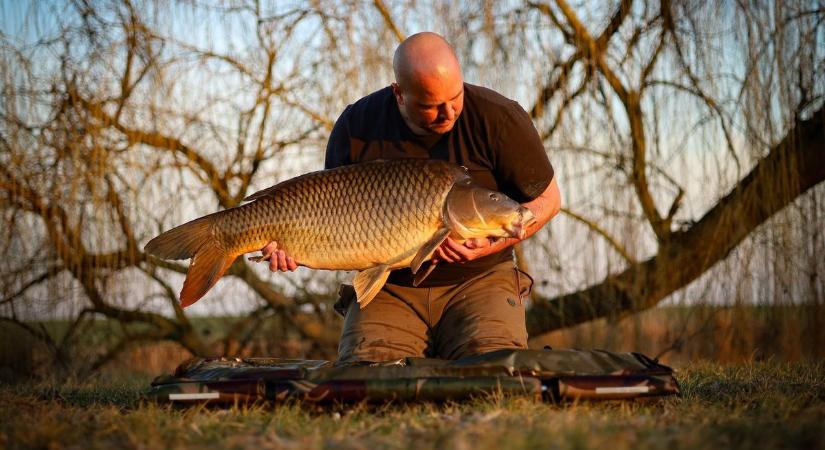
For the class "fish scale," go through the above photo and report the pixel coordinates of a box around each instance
[212,160,458,270]
[144,158,534,308]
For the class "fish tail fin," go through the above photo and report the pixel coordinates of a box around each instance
[179,242,236,307]
[144,213,220,260]
[144,212,236,307]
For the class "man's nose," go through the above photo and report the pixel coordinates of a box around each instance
[438,103,455,121]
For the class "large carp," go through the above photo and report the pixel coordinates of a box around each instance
[145,159,535,308]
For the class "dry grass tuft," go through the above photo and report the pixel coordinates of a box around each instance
[1,361,823,450]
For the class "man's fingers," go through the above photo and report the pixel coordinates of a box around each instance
[434,246,452,262]
[438,238,465,262]
[444,237,475,258]
[437,243,463,262]
[260,242,299,272]
[451,245,473,259]
[261,241,278,260]
[276,249,288,271]
[268,252,280,272]
[465,237,491,249]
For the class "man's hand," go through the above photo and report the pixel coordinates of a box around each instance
[259,241,298,272]
[434,236,503,264]
[434,177,561,265]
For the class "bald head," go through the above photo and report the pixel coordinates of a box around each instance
[393,32,463,92]
[391,33,465,135]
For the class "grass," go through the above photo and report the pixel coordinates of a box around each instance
[1,361,823,450]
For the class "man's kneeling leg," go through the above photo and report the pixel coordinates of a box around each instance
[336,284,431,364]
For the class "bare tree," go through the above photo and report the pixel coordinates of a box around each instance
[0,0,822,370]
[517,1,825,334]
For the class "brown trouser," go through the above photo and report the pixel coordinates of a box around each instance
[335,261,533,363]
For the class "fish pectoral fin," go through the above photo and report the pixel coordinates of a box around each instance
[410,227,450,274]
[412,260,438,287]
[353,265,391,309]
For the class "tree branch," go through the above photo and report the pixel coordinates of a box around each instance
[76,96,233,207]
[373,0,405,43]
[528,105,825,334]
[229,261,340,346]
[560,207,637,265]
[553,0,669,239]
[0,266,61,306]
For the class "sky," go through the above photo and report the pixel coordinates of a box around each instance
[1,0,823,320]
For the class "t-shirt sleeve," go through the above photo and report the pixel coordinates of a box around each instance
[492,102,554,203]
[324,106,353,170]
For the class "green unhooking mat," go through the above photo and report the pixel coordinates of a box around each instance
[145,348,679,404]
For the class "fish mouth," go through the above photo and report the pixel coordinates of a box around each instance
[520,207,536,227]
[504,224,526,239]
[504,207,536,239]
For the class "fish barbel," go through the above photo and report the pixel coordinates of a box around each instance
[144,159,535,308]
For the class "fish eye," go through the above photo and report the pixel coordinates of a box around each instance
[488,193,499,201]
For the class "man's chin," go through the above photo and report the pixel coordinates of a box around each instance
[427,122,455,134]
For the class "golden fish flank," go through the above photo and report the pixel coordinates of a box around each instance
[144,159,535,309]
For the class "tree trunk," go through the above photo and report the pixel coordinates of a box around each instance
[527,106,825,335]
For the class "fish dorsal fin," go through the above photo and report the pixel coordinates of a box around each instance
[243,168,327,202]
[353,264,391,309]
[410,227,450,274]
[243,184,282,202]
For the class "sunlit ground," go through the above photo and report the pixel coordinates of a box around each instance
[1,361,823,450]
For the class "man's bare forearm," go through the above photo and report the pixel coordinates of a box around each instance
[493,177,561,251]
[448,176,561,261]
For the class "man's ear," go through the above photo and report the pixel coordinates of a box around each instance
[391,82,405,106]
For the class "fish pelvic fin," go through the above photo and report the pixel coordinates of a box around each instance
[410,227,450,274]
[180,241,236,308]
[353,264,391,309]
[412,261,439,287]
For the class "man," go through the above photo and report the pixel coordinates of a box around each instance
[261,32,561,363]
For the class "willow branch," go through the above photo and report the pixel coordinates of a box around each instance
[529,0,632,136]
[373,0,405,43]
[560,207,636,265]
[528,105,825,333]
[77,97,233,207]
[660,2,741,173]
[229,261,340,346]
[0,267,62,306]
[554,0,668,239]
[279,97,334,131]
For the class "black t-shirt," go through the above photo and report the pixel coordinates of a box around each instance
[324,83,554,286]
